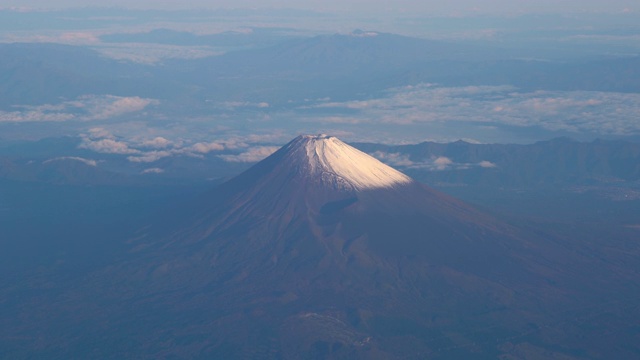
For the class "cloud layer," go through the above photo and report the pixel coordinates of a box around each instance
[218,146,280,162]
[309,85,640,136]
[371,151,497,171]
[0,95,158,123]
[77,127,284,165]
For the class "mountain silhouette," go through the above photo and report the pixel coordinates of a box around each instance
[10,135,627,359]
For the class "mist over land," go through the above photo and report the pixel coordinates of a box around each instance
[1,4,640,359]
[1,6,640,145]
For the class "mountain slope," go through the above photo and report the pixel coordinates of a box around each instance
[153,134,520,263]
[3,135,638,359]
[91,135,576,356]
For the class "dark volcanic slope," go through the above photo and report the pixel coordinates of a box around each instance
[140,135,535,283]
[3,135,639,359]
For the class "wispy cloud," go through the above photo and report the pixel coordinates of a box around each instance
[79,95,158,120]
[43,157,98,167]
[218,101,271,110]
[188,137,260,154]
[76,127,288,164]
[371,151,499,172]
[0,110,75,122]
[191,141,225,154]
[140,137,173,149]
[0,95,158,123]
[3,30,101,45]
[87,127,114,139]
[127,151,174,163]
[306,84,640,136]
[96,44,220,64]
[479,160,497,168]
[141,168,164,174]
[219,146,280,162]
[79,128,140,155]
[80,138,140,155]
[370,151,414,167]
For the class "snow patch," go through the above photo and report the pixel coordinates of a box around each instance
[290,134,413,190]
[43,157,97,167]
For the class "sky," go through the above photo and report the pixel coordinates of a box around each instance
[2,0,637,14]
[1,0,639,148]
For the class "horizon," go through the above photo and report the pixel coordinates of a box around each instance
[1,1,638,15]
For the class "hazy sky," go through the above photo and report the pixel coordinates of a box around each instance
[1,0,639,145]
[3,0,637,14]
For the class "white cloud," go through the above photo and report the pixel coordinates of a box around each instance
[141,168,164,174]
[479,160,497,168]
[306,84,640,136]
[127,151,172,163]
[218,101,272,110]
[219,146,280,162]
[0,95,158,123]
[0,110,75,122]
[87,127,114,139]
[433,156,453,170]
[371,151,415,167]
[79,138,140,154]
[140,137,173,149]
[372,151,500,172]
[42,157,98,167]
[78,95,158,120]
[3,31,100,45]
[128,135,278,162]
[75,127,288,164]
[191,141,225,153]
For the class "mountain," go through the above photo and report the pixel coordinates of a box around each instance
[3,36,638,110]
[101,27,302,50]
[0,43,170,108]
[356,137,640,188]
[180,32,640,104]
[142,134,524,274]
[193,31,484,77]
[179,31,490,103]
[2,135,639,359]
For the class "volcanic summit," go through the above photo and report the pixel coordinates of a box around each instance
[273,134,413,191]
[60,134,575,358]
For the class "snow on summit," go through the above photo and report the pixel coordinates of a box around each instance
[286,134,413,190]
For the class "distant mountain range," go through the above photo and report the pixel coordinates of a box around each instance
[2,32,639,109]
[0,43,161,108]
[1,136,638,189]
[357,137,640,188]
[100,27,304,49]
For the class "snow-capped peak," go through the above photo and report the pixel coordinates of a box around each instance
[350,29,379,37]
[285,134,413,190]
